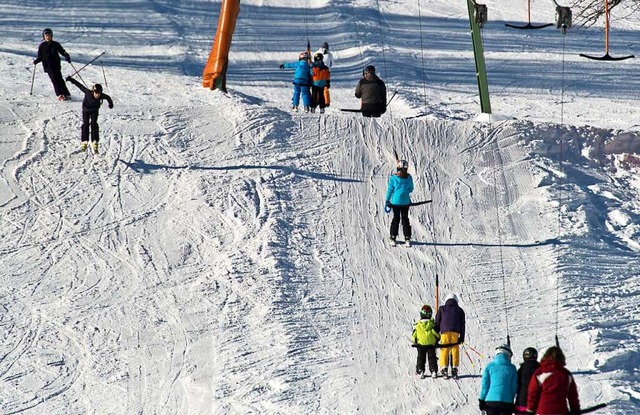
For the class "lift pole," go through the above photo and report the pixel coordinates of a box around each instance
[467,0,492,114]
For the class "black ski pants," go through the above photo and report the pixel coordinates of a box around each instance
[81,111,100,143]
[310,86,326,109]
[484,401,515,415]
[47,69,71,97]
[390,205,411,239]
[416,347,437,374]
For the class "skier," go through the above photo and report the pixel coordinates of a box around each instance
[411,304,440,379]
[33,28,72,101]
[526,346,581,415]
[65,77,114,153]
[434,293,465,379]
[354,65,386,117]
[478,344,518,415]
[315,41,333,68]
[515,347,540,414]
[385,160,414,246]
[279,52,312,113]
[309,53,330,113]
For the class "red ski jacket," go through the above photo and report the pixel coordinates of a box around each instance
[527,359,580,414]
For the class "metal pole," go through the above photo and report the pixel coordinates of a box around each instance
[467,0,492,114]
[30,64,37,95]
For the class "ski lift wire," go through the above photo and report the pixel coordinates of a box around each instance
[417,0,429,110]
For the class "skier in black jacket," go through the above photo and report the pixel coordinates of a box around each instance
[354,65,387,117]
[515,347,540,413]
[33,28,71,101]
[66,77,114,153]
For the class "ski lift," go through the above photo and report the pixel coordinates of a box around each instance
[475,3,488,28]
[506,0,553,30]
[555,6,572,34]
[580,0,634,61]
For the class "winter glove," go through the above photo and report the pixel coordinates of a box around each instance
[385,200,392,208]
[65,55,71,63]
[326,80,330,89]
[279,64,285,69]
[33,59,38,65]
[65,76,72,82]
[478,400,486,411]
[109,104,113,109]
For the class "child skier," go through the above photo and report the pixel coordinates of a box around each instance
[411,304,440,379]
[33,28,72,101]
[385,160,414,246]
[279,52,311,113]
[515,347,540,413]
[66,77,114,153]
[309,53,330,113]
[478,344,518,415]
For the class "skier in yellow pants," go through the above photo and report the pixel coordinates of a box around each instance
[435,293,466,379]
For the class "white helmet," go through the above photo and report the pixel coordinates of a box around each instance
[446,293,458,303]
[396,160,408,170]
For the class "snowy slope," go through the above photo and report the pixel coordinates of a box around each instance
[1,0,639,414]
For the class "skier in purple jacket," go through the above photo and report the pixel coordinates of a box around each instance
[435,293,465,379]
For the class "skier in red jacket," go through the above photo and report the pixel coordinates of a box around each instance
[526,346,580,415]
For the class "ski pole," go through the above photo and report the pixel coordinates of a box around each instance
[67,51,107,79]
[386,90,398,107]
[30,64,37,95]
[69,62,88,88]
[101,59,109,93]
[463,346,475,369]
[463,343,485,358]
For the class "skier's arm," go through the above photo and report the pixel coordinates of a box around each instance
[282,62,296,69]
[567,374,581,412]
[355,81,362,98]
[102,93,114,109]
[66,77,88,93]
[459,308,465,343]
[384,177,394,202]
[56,43,71,63]
[34,44,42,65]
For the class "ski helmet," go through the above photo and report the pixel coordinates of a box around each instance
[298,51,309,61]
[313,52,324,62]
[523,347,538,361]
[396,160,409,170]
[364,65,376,75]
[92,84,103,93]
[420,304,433,318]
[495,344,513,358]
[445,293,458,303]
[322,42,329,50]
[42,28,53,39]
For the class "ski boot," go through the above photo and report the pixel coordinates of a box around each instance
[319,108,325,114]
[81,141,88,151]
[91,141,99,154]
[405,239,411,247]
[451,367,459,380]
[389,236,397,247]
[431,371,438,379]
[440,367,449,379]
[291,105,298,112]
[304,106,310,113]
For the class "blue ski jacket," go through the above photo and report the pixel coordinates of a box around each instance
[283,60,311,86]
[479,353,518,403]
[385,173,413,206]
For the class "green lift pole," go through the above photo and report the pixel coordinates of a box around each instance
[467,0,492,114]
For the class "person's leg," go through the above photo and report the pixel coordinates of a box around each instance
[416,348,427,374]
[427,348,438,374]
[89,113,100,143]
[390,206,401,239]
[292,84,301,108]
[301,86,311,108]
[401,206,411,240]
[81,111,90,143]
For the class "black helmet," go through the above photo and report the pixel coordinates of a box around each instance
[322,42,329,50]
[523,347,538,361]
[92,84,103,93]
[364,65,375,75]
[42,28,53,38]
[313,52,324,62]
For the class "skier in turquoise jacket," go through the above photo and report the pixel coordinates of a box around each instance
[479,344,518,415]
[385,160,414,246]
[279,51,311,112]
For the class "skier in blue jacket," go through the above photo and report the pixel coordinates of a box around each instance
[385,160,414,246]
[479,344,518,415]
[279,51,311,113]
